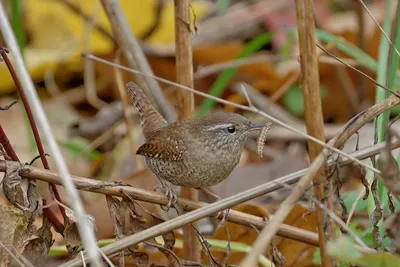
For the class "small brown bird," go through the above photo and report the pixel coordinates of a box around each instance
[126,81,264,207]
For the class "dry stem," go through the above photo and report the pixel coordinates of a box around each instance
[294,1,333,266]
[2,136,397,266]
[113,52,143,170]
[1,120,396,266]
[0,6,102,264]
[173,0,199,261]
[0,43,67,226]
[82,53,383,175]
[99,0,176,122]
[239,92,400,267]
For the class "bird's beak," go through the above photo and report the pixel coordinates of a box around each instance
[249,124,265,131]
[249,122,272,131]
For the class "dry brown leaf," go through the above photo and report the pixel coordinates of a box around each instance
[106,196,125,238]
[130,251,149,267]
[209,203,269,265]
[125,199,179,266]
[0,204,29,266]
[193,42,245,65]
[84,155,159,240]
[377,143,400,201]
[17,218,53,265]
[275,204,319,267]
[385,212,400,254]
[63,206,98,247]
[3,162,42,220]
[120,199,149,266]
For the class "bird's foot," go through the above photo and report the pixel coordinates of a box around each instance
[155,186,177,212]
[199,187,230,227]
[216,208,230,228]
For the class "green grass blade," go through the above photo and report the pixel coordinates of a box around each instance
[367,0,394,246]
[49,238,274,266]
[197,32,273,116]
[302,27,400,87]
[11,0,26,54]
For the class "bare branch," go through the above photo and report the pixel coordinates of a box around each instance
[0,4,102,266]
[82,53,383,175]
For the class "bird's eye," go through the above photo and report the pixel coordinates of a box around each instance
[227,126,236,133]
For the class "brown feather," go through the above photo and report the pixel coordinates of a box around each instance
[126,82,167,139]
[137,138,183,161]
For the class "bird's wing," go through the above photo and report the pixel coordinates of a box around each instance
[136,138,183,161]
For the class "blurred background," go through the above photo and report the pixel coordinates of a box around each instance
[0,0,397,266]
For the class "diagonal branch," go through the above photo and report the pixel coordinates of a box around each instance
[239,95,400,266]
[0,4,102,265]
[81,53,383,175]
[0,43,67,223]
[1,135,397,245]
[0,159,318,247]
[3,123,397,266]
[99,0,176,122]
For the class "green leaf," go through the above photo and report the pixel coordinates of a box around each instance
[58,137,102,160]
[197,32,273,116]
[288,27,400,87]
[368,0,395,241]
[50,238,274,267]
[342,190,368,212]
[328,237,400,267]
[283,84,328,117]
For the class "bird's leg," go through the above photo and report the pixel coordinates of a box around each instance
[199,187,230,227]
[155,178,177,211]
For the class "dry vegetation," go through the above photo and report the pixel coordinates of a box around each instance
[1,0,400,266]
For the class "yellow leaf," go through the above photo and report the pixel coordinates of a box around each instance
[0,0,211,93]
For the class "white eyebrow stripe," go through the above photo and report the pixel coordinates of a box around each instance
[204,124,233,131]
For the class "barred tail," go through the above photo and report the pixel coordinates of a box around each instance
[126,82,167,139]
[126,81,151,117]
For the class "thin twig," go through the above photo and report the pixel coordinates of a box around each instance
[59,0,116,44]
[0,159,318,247]
[99,0,176,122]
[234,83,301,127]
[0,100,17,110]
[82,53,383,175]
[346,187,366,225]
[83,121,121,152]
[0,126,20,161]
[274,180,368,249]
[0,124,64,233]
[6,136,396,266]
[0,5,102,266]
[2,137,395,240]
[240,84,254,108]
[356,0,368,105]
[83,0,107,109]
[0,44,67,222]
[193,55,359,80]
[238,89,400,267]
[0,241,33,267]
[174,0,199,261]
[317,43,400,98]
[358,0,400,58]
[113,51,143,169]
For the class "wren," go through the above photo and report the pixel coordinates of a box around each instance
[126,82,264,205]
